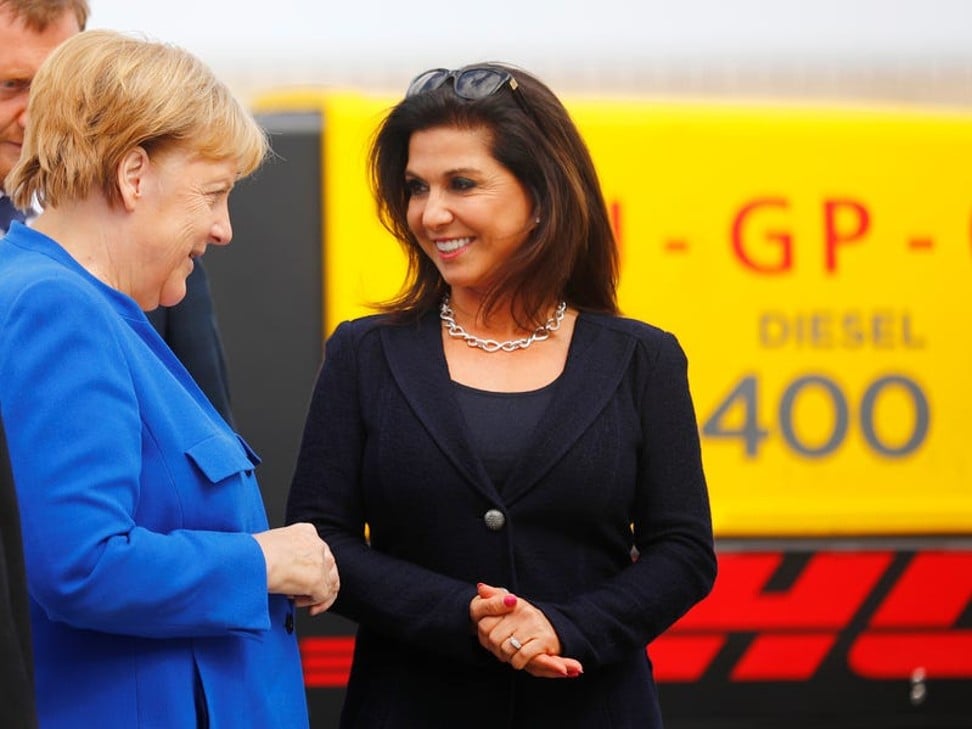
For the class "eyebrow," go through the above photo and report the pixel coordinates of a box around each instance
[405,166,481,178]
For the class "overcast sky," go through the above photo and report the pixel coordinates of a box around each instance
[85,0,972,96]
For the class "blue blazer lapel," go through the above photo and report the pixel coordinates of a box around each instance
[381,312,500,501]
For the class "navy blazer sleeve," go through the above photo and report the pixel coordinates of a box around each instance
[534,332,716,667]
[288,321,485,665]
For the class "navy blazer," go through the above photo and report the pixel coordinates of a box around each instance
[288,309,716,728]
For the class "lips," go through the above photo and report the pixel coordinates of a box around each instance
[434,237,472,256]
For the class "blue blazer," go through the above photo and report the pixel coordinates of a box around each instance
[146,261,235,425]
[0,224,307,728]
[287,309,716,728]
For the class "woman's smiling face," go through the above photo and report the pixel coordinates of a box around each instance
[404,125,536,297]
[131,146,237,309]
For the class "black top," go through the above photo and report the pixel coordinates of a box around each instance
[453,379,556,492]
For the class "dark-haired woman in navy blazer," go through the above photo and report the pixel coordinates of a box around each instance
[288,62,716,728]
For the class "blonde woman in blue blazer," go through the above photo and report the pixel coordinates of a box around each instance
[288,63,716,728]
[0,31,339,728]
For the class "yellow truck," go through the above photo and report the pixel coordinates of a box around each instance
[208,89,972,728]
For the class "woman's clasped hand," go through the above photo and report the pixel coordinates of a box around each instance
[470,583,583,678]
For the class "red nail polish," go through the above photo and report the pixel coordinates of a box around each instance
[503,595,517,607]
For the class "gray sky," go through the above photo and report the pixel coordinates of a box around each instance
[85,1,972,96]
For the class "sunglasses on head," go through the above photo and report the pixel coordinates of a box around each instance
[405,66,519,100]
[405,66,538,126]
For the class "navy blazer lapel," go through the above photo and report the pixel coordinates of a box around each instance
[381,312,499,500]
[380,311,635,506]
[502,313,636,505]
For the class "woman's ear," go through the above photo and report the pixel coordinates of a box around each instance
[117,146,150,212]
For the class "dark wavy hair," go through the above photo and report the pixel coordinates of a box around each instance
[369,62,619,327]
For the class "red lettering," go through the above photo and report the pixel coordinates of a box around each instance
[823,198,869,273]
[731,198,792,273]
[869,552,972,627]
[297,552,972,690]
[654,552,891,682]
[676,552,892,630]
[648,636,726,682]
[731,634,837,681]
[849,552,972,679]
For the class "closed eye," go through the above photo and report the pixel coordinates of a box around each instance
[205,189,230,207]
[0,79,30,99]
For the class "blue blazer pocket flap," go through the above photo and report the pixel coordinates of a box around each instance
[186,433,259,484]
[236,435,262,468]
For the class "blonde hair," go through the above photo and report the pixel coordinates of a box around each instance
[6,29,268,210]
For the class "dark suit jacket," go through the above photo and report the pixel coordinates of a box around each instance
[0,412,38,729]
[287,309,716,728]
[146,260,234,425]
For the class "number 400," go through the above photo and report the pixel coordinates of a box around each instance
[701,374,929,458]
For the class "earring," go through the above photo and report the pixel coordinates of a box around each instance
[535,216,541,224]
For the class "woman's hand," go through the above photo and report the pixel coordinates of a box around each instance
[252,523,340,615]
[470,583,583,678]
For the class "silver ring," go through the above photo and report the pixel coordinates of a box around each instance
[508,636,523,651]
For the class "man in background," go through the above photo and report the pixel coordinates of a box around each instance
[0,0,235,423]
[0,8,85,721]
[0,411,36,728]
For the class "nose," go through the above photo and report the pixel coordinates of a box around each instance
[421,189,454,229]
[210,211,232,247]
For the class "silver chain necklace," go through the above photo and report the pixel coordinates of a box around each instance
[439,296,567,353]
